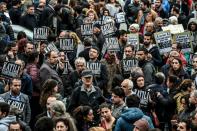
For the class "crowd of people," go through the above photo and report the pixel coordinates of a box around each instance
[0,0,196,130]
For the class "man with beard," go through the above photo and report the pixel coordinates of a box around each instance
[121,45,138,78]
[87,47,108,95]
[18,42,34,65]
[20,4,37,31]
[136,47,155,86]
[0,78,31,124]
[40,50,64,96]
[118,30,127,59]
[99,103,116,130]
[92,23,105,54]
[142,32,162,67]
[154,0,169,18]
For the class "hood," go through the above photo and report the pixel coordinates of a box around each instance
[0,115,16,126]
[187,18,197,30]
[120,108,143,122]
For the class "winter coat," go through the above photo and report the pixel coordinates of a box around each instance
[114,108,154,131]
[0,115,16,131]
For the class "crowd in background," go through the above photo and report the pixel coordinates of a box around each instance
[0,0,196,130]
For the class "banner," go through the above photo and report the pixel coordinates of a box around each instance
[59,38,74,52]
[162,24,184,34]
[7,99,25,111]
[154,31,172,54]
[122,59,138,75]
[1,62,21,78]
[33,27,49,41]
[115,12,125,23]
[173,31,193,53]
[81,23,93,36]
[127,33,139,50]
[101,22,115,36]
[86,62,101,76]
[44,42,59,54]
[102,37,120,55]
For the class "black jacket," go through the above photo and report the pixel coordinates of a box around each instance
[9,7,22,25]
[67,85,105,113]
[20,13,37,31]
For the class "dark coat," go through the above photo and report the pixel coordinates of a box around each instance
[9,7,22,25]
[20,13,37,31]
[40,5,55,26]
[67,85,105,113]
[39,62,64,96]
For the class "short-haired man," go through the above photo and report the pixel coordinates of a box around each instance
[121,44,138,78]
[40,50,64,96]
[88,47,108,95]
[9,121,22,131]
[68,69,105,117]
[136,47,156,86]
[111,87,127,119]
[0,102,16,130]
[121,79,134,97]
[0,78,31,124]
[18,42,34,64]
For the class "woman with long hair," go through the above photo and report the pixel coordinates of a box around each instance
[168,57,189,81]
[39,79,59,109]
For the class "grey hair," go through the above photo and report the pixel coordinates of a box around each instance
[75,57,86,67]
[49,0,57,7]
[50,100,66,117]
[127,79,134,90]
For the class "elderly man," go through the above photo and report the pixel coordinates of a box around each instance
[68,69,105,114]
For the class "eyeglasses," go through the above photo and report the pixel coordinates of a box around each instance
[193,61,197,63]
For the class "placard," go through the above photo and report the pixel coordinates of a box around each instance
[59,38,74,52]
[122,59,138,75]
[44,42,59,54]
[115,12,125,23]
[81,23,93,36]
[101,37,120,55]
[86,62,101,76]
[33,27,49,41]
[99,16,114,25]
[101,22,115,36]
[1,62,21,78]
[173,31,192,53]
[154,31,172,54]
[127,33,139,50]
[7,99,25,111]
[162,24,184,34]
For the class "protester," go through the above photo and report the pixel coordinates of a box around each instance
[0,0,197,130]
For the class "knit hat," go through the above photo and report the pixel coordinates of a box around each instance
[130,23,140,31]
[169,16,178,24]
[134,119,149,131]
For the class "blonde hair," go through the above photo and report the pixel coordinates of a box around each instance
[86,9,98,20]
[69,32,81,45]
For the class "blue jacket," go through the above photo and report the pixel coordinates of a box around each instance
[114,108,154,131]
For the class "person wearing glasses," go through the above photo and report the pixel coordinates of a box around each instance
[120,44,138,79]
